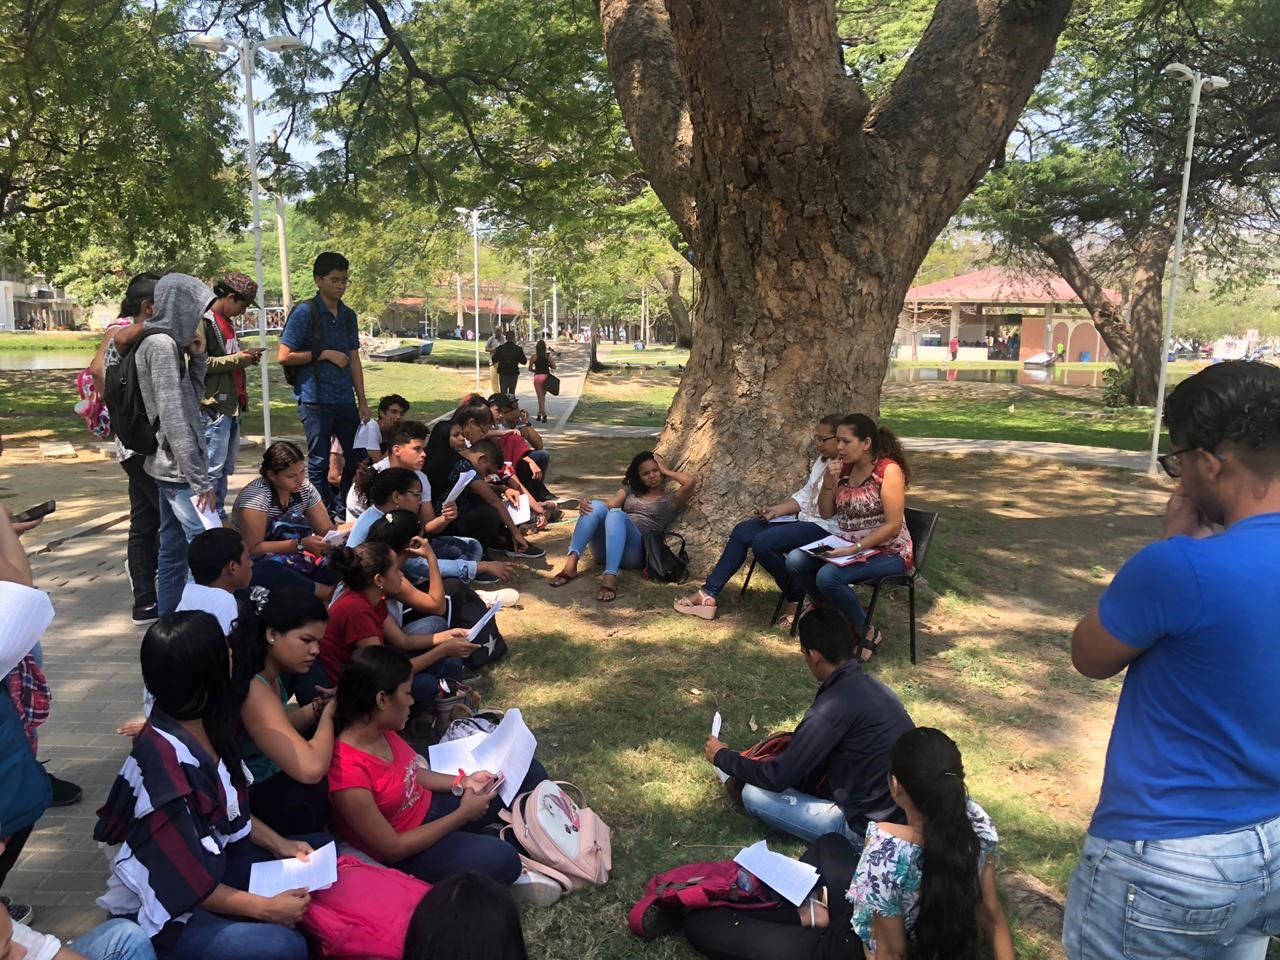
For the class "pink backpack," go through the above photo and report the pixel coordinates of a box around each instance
[301,855,430,958]
[628,860,779,940]
[497,780,611,892]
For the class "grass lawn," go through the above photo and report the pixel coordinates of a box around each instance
[463,436,1164,958]
[0,330,103,351]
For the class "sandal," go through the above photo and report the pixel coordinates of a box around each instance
[597,582,618,603]
[549,572,578,588]
[858,626,884,662]
[674,590,718,620]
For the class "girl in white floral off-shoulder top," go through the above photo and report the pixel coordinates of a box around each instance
[846,728,1014,960]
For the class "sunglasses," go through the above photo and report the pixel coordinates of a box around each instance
[1157,447,1227,479]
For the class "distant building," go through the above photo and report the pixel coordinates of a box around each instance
[0,267,81,331]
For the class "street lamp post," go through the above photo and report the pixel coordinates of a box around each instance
[550,276,558,341]
[527,249,535,343]
[190,33,305,446]
[455,207,481,388]
[1147,63,1229,475]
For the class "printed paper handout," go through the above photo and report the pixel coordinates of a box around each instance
[0,581,55,678]
[426,710,536,806]
[190,495,223,531]
[466,599,503,643]
[767,515,799,524]
[711,712,728,784]
[248,841,338,897]
[505,494,532,526]
[734,840,820,906]
[798,535,873,567]
[443,470,477,506]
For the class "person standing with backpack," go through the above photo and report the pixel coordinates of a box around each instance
[277,252,370,515]
[133,274,218,617]
[90,273,162,625]
[201,272,265,519]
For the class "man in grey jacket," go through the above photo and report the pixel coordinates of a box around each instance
[137,274,216,616]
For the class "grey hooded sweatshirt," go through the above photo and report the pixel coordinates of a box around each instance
[138,274,213,493]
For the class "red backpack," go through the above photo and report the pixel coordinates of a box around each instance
[301,855,430,958]
[724,732,832,807]
[628,860,778,940]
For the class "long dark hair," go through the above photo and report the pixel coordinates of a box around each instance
[231,588,329,703]
[329,542,396,592]
[623,450,658,495]
[260,440,306,479]
[890,728,980,959]
[363,508,421,555]
[119,272,161,318]
[535,339,548,366]
[403,872,528,960]
[841,414,911,487]
[334,645,413,734]
[365,466,420,507]
[141,612,247,788]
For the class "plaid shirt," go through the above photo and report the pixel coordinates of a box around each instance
[7,655,51,753]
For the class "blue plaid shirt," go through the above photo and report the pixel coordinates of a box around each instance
[281,297,360,405]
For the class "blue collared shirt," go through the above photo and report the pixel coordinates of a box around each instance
[281,297,360,405]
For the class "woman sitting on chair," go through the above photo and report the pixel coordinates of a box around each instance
[783,415,913,660]
[548,451,696,602]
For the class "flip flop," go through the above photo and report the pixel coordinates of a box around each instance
[674,591,718,620]
[597,585,618,603]
[549,573,577,588]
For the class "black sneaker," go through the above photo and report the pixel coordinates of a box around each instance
[501,544,546,560]
[131,604,159,626]
[47,770,83,806]
[0,896,33,925]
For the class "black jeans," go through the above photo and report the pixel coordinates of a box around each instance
[681,833,863,960]
[447,503,513,553]
[120,455,160,609]
[514,457,554,502]
[249,773,331,838]
[499,372,519,395]
[0,825,32,889]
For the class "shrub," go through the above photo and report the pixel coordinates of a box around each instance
[1102,368,1135,408]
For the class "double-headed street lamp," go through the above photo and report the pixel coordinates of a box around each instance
[1147,62,1229,475]
[190,32,305,445]
[454,207,482,388]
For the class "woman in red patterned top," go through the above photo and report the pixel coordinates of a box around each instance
[784,414,913,661]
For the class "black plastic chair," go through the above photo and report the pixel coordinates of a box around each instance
[741,557,793,626]
[790,508,939,665]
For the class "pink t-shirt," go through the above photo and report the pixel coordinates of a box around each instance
[329,731,432,841]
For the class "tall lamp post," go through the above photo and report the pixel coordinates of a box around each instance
[455,207,481,388]
[190,32,305,446]
[1147,62,1229,475]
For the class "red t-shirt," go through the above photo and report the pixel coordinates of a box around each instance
[495,429,531,468]
[320,590,388,683]
[328,731,432,844]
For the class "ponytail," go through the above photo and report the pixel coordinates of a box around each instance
[889,728,981,960]
[352,459,379,501]
[840,414,912,487]
[329,542,396,592]
[230,588,329,703]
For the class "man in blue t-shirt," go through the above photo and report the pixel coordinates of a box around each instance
[277,252,370,511]
[1064,360,1280,960]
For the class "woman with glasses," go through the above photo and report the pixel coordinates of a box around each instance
[783,415,913,660]
[675,414,847,623]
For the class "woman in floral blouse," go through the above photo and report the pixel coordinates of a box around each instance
[846,728,1013,960]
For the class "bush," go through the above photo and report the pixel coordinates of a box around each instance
[1102,368,1134,408]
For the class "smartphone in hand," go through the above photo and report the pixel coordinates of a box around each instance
[12,500,56,523]
[483,771,507,796]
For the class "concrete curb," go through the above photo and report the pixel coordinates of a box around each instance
[27,510,130,555]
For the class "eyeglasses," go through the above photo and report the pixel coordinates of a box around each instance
[815,434,836,443]
[1157,447,1227,479]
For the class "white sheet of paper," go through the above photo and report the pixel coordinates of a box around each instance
[471,708,537,805]
[248,841,338,897]
[798,535,872,567]
[733,840,821,906]
[443,470,477,506]
[0,582,55,678]
[768,515,799,524]
[466,599,503,642]
[711,712,728,783]
[505,494,531,526]
[323,529,347,545]
[427,731,487,773]
[190,495,222,531]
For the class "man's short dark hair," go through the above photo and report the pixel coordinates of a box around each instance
[488,393,517,411]
[188,528,245,585]
[472,438,504,469]
[378,394,410,415]
[1165,360,1280,477]
[313,252,349,278]
[387,420,429,448]
[798,606,855,664]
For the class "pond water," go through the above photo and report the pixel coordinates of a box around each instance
[884,366,1191,388]
[0,351,93,370]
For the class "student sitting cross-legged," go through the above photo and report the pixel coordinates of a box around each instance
[232,588,335,838]
[327,646,561,905]
[93,612,331,960]
[705,607,914,843]
[676,414,846,622]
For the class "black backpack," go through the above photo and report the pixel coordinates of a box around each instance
[445,578,508,669]
[103,328,177,456]
[642,531,690,584]
[282,298,328,390]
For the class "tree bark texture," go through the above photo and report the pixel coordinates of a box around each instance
[599,0,1072,547]
[1036,223,1173,405]
[656,266,692,345]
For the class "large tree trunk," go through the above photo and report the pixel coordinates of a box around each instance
[1036,222,1173,405]
[600,0,1072,545]
[656,266,692,346]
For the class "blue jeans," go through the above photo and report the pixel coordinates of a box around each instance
[431,535,484,564]
[404,553,475,583]
[299,402,360,508]
[156,479,208,616]
[1064,817,1280,960]
[68,919,156,960]
[201,409,241,520]
[154,907,306,960]
[741,785,857,844]
[702,518,829,599]
[784,549,906,633]
[567,500,644,576]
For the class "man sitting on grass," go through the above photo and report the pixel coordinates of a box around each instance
[705,606,914,843]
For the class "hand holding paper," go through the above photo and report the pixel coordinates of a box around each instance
[248,841,338,897]
[734,840,820,906]
[710,712,729,783]
[443,470,477,506]
[190,495,222,531]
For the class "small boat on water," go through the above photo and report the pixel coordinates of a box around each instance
[369,345,420,363]
[1022,351,1057,369]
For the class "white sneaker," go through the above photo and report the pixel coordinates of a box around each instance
[510,868,562,907]
[476,587,520,608]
